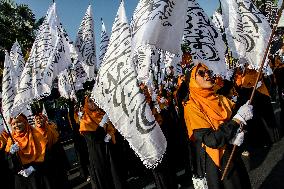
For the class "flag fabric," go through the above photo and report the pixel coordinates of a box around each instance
[92,1,167,169]
[212,11,224,33]
[220,0,272,69]
[44,22,72,88]
[70,43,87,91]
[58,46,86,100]
[130,0,187,84]
[11,3,71,117]
[264,0,278,26]
[131,0,188,54]
[75,5,97,80]
[183,0,227,77]
[58,69,73,99]
[2,51,16,123]
[71,62,87,91]
[3,51,34,125]
[10,40,25,90]
[98,18,110,69]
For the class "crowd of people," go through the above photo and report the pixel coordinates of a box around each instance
[0,49,283,189]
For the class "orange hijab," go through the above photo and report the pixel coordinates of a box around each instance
[184,64,235,167]
[0,132,9,150]
[35,114,59,149]
[79,96,105,133]
[5,114,47,165]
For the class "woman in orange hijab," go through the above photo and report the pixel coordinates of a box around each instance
[5,114,50,189]
[184,63,253,189]
[80,96,128,189]
[34,113,71,189]
[34,113,59,150]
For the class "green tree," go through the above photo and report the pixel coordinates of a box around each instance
[0,0,43,74]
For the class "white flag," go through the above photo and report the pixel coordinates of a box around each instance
[92,1,166,168]
[58,69,73,99]
[220,0,272,69]
[11,3,70,117]
[4,50,34,123]
[75,5,97,80]
[10,40,25,90]
[183,0,227,76]
[70,43,87,91]
[2,51,16,123]
[98,18,110,69]
[212,11,224,33]
[131,0,188,54]
[131,0,187,84]
[44,23,72,87]
[72,62,87,91]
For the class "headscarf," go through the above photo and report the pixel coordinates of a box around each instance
[5,114,47,165]
[79,96,105,133]
[184,63,235,167]
[0,132,9,150]
[35,114,59,149]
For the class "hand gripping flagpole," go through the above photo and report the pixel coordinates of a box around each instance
[221,1,284,181]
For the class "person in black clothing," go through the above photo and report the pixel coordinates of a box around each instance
[0,131,15,189]
[5,114,52,189]
[184,64,252,189]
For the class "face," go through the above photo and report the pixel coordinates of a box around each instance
[11,117,26,133]
[87,98,96,111]
[34,115,45,128]
[195,66,215,89]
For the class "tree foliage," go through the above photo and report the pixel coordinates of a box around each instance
[0,0,43,74]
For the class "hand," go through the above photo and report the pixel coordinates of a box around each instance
[151,91,158,102]
[104,134,111,143]
[256,81,262,89]
[78,111,83,121]
[18,166,35,177]
[230,130,245,146]
[158,97,166,104]
[231,95,238,103]
[99,114,109,127]
[154,103,161,113]
[233,101,253,125]
[10,142,19,154]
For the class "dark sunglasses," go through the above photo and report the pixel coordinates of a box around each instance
[197,69,214,78]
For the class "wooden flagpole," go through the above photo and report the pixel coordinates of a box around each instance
[221,1,284,181]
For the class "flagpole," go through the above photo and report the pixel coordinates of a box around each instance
[221,1,284,181]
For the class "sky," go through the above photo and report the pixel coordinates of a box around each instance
[14,0,219,48]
